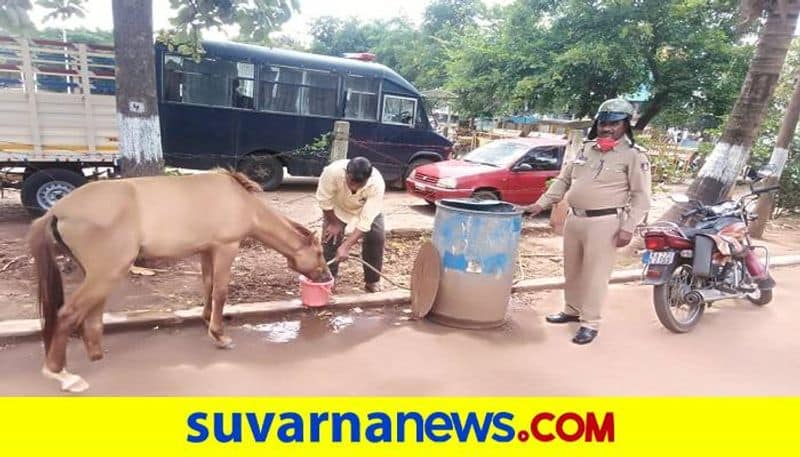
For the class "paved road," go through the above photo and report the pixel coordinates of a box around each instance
[2,267,798,396]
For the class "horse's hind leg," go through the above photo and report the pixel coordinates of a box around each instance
[208,242,238,349]
[44,270,125,392]
[200,251,213,325]
[81,303,105,361]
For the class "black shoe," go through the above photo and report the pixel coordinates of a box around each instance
[545,312,580,324]
[572,327,598,345]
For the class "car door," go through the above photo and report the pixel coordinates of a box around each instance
[504,146,563,204]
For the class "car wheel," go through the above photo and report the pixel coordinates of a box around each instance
[472,190,499,201]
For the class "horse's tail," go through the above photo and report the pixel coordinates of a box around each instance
[27,213,64,353]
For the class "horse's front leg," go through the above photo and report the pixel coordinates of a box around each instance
[200,251,214,326]
[208,242,239,349]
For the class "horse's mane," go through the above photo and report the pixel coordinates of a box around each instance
[213,168,262,193]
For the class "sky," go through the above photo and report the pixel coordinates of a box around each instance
[29,0,513,45]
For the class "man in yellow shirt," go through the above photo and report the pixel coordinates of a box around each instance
[315,157,386,292]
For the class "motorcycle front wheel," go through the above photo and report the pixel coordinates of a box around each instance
[653,264,704,333]
[746,288,773,306]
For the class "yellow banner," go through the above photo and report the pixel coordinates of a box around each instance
[0,397,796,455]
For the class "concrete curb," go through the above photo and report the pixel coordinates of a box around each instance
[2,254,799,340]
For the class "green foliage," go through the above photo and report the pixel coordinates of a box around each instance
[8,0,297,60]
[777,153,800,214]
[308,0,485,92]
[160,0,299,59]
[37,0,84,22]
[301,0,751,130]
[35,26,112,44]
[0,0,36,36]
[637,134,693,187]
[309,16,373,56]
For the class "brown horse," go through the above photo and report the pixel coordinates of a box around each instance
[27,169,330,392]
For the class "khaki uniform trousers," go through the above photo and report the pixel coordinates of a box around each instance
[562,211,622,330]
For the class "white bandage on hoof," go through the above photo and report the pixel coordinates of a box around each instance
[41,366,90,393]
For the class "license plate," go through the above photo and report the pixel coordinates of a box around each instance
[414,182,426,191]
[643,251,675,265]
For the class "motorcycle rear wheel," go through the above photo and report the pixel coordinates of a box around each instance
[654,264,704,333]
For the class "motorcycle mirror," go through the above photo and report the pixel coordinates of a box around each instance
[670,193,690,204]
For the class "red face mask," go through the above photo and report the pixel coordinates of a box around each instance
[596,137,617,152]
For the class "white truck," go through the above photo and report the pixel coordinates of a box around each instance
[0,36,119,216]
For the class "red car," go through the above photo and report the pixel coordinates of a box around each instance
[405,136,567,205]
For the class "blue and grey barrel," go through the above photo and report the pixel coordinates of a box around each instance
[428,199,523,329]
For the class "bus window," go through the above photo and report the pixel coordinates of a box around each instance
[232,62,255,109]
[163,54,254,109]
[382,95,417,127]
[344,75,378,121]
[259,65,302,113]
[304,70,338,117]
[258,66,338,117]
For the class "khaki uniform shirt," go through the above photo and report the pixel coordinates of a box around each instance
[535,139,652,233]
[315,159,385,232]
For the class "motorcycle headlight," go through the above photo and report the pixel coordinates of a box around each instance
[439,177,457,189]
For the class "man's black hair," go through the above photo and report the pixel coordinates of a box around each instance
[346,156,373,184]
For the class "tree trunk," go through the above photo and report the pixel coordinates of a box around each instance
[633,91,668,131]
[750,72,800,238]
[112,0,163,177]
[660,1,800,223]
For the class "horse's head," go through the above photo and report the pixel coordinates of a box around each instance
[287,221,331,282]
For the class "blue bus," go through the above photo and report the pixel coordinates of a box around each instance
[155,40,453,189]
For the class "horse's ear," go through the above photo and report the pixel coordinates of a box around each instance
[288,220,318,246]
[289,219,312,236]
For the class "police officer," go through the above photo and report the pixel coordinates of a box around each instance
[525,98,652,344]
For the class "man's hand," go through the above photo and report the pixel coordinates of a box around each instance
[335,245,350,262]
[615,230,633,248]
[523,204,544,217]
[323,222,343,243]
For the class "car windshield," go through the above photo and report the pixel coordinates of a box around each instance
[461,141,530,167]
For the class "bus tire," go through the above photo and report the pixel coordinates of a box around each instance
[21,168,87,217]
[240,154,283,191]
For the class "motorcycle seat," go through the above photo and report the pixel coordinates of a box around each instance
[682,228,716,238]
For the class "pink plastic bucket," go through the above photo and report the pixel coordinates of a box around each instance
[299,275,334,307]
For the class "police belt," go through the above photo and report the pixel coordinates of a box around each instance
[570,207,622,217]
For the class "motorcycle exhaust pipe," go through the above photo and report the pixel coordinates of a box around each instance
[684,289,745,305]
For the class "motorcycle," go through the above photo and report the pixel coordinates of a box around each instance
[638,168,780,333]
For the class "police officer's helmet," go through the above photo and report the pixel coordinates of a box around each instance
[588,98,636,143]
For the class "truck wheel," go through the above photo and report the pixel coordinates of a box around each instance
[21,168,87,217]
[239,154,283,190]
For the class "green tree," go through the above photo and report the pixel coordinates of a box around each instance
[309,16,373,56]
[661,0,800,221]
[1,1,38,35]
[444,0,749,129]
